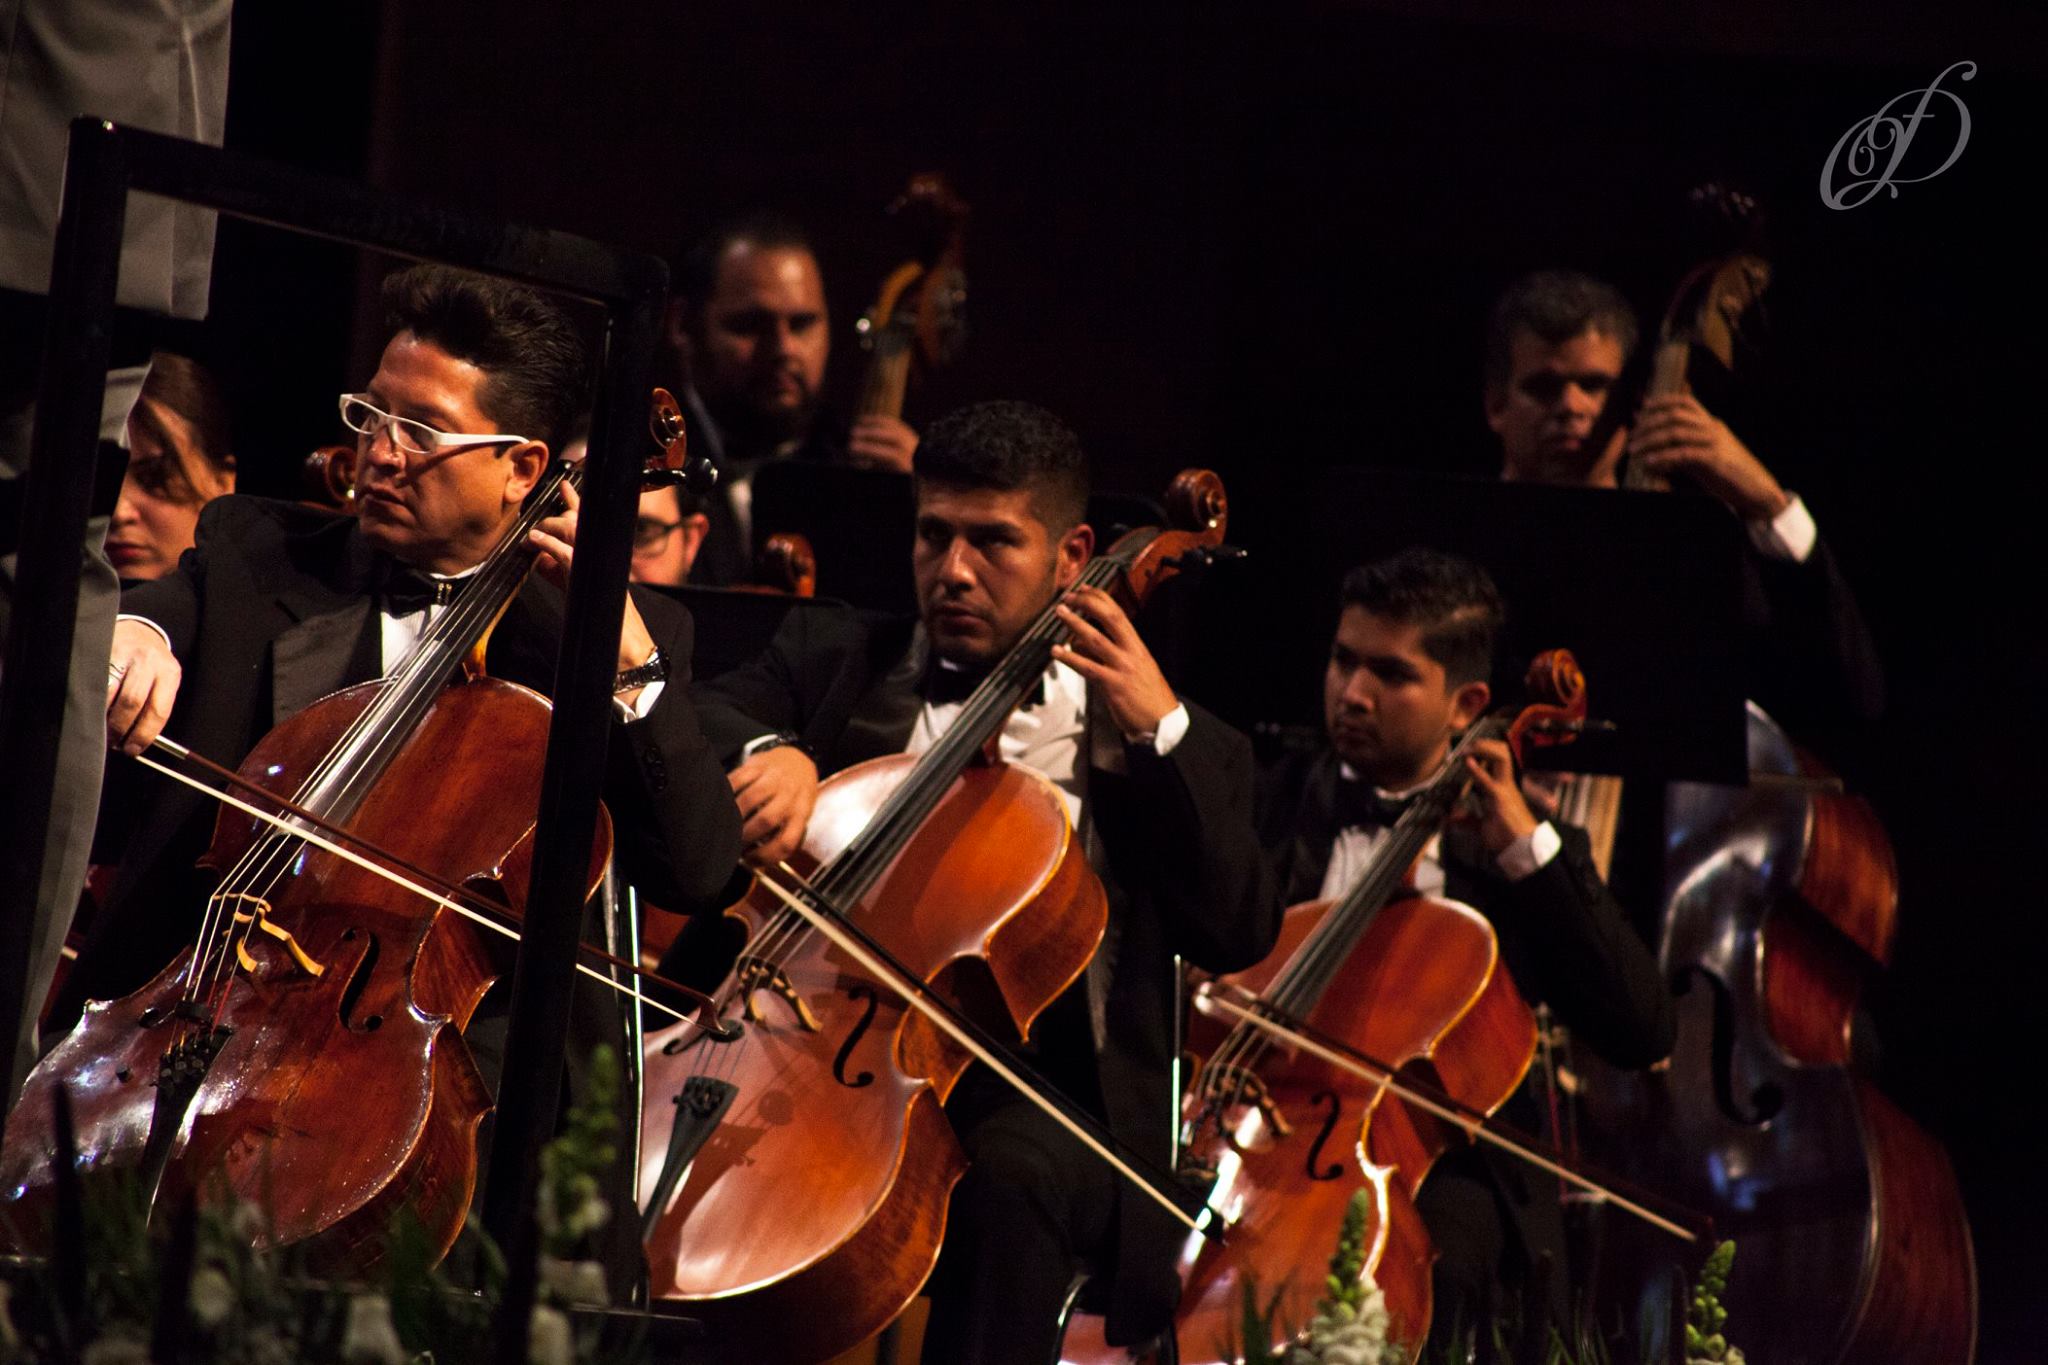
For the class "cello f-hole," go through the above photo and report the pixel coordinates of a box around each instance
[1304,1089,1346,1182]
[833,984,879,1089]
[1686,965,1783,1126]
[337,932,383,1033]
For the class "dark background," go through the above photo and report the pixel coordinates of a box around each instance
[198,3,2043,1356]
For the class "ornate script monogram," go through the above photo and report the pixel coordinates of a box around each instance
[1821,60,1977,210]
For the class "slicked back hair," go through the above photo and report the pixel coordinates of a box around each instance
[675,211,817,330]
[1340,548,1505,687]
[1483,270,1639,398]
[380,264,587,451]
[913,400,1090,535]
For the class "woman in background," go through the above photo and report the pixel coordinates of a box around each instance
[106,352,235,581]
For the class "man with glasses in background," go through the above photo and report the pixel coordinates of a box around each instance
[628,482,711,587]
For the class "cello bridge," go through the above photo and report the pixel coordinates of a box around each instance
[1201,1064,1293,1149]
[735,956,821,1031]
[219,894,327,978]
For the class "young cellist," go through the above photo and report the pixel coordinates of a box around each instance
[1256,548,1673,1358]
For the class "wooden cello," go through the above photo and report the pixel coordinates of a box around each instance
[1,412,709,1269]
[637,471,1230,1365]
[1572,705,1977,1363]
[1064,652,1678,1363]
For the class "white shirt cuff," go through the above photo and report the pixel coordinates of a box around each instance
[739,730,785,760]
[117,613,174,653]
[613,678,665,722]
[1746,492,1817,564]
[1496,820,1562,882]
[1135,702,1191,756]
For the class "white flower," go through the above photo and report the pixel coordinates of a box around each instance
[528,1305,573,1365]
[81,1336,152,1365]
[341,1293,408,1365]
[228,1199,269,1244]
[539,1255,610,1307]
[187,1266,236,1329]
[562,1193,610,1239]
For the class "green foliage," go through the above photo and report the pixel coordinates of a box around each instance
[0,1046,634,1365]
[1683,1242,1745,1365]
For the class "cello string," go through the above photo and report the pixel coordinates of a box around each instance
[1200,990,1698,1242]
[749,862,1214,1236]
[184,464,580,1011]
[133,749,729,1034]
[743,555,1127,978]
[1201,721,1497,1102]
[686,551,1131,1097]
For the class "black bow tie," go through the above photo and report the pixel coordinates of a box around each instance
[922,661,1047,710]
[1333,778,1414,831]
[381,567,460,616]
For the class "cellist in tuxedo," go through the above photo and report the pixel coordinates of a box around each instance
[683,400,1281,1363]
[1255,549,1673,1359]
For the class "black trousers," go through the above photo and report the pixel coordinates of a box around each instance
[920,1068,1118,1365]
[1414,1146,1567,1363]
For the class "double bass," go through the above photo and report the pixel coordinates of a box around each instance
[849,171,969,455]
[1573,706,1977,1362]
[1549,187,1977,1360]
[1,409,714,1268]
[638,472,1231,1365]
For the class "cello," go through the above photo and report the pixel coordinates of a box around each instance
[637,471,1231,1365]
[1572,705,1977,1363]
[1062,653,1700,1363]
[1,400,717,1269]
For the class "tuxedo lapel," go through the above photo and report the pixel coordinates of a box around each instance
[834,621,927,768]
[1286,753,1344,905]
[268,524,385,726]
[270,598,378,726]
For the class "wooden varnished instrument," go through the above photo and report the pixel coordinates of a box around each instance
[1574,706,1977,1363]
[850,173,969,442]
[638,472,1230,1365]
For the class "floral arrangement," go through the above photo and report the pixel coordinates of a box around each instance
[0,1046,635,1365]
[1227,1188,1403,1365]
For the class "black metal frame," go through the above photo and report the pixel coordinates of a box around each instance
[0,118,667,1356]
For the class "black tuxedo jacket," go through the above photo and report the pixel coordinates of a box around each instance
[694,605,1282,1340]
[57,495,742,1023]
[1257,747,1674,1071]
[1741,530,1885,768]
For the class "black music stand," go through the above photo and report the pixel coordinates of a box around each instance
[747,460,1174,618]
[1189,467,1748,784]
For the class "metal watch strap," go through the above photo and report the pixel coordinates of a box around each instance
[613,644,669,694]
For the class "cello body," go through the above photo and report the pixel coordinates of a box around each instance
[639,752,1107,1365]
[1063,892,1536,1365]
[1575,704,1976,1363]
[2,677,608,1268]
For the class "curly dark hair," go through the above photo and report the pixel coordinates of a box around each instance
[380,264,587,450]
[912,400,1090,533]
[1340,548,1504,687]
[1483,270,1639,398]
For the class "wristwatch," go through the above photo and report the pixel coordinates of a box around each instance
[614,644,669,695]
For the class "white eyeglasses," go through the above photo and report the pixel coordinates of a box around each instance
[338,394,529,457]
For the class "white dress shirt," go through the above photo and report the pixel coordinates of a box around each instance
[904,657,1189,831]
